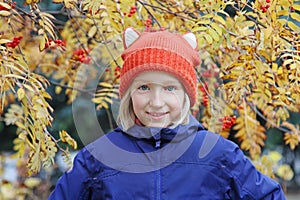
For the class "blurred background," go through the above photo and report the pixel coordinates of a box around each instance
[1,0,300,199]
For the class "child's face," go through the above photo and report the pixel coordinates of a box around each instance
[130,71,186,128]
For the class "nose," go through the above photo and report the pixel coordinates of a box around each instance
[149,90,164,107]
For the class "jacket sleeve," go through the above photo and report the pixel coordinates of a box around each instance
[223,141,286,199]
[48,148,98,200]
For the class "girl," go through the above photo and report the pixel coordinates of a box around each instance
[49,27,286,199]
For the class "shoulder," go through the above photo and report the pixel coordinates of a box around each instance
[193,129,243,165]
[196,129,239,153]
[71,128,125,175]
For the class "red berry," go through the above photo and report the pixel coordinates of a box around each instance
[83,57,91,64]
[129,9,135,14]
[61,40,66,47]
[266,0,270,3]
[203,95,209,106]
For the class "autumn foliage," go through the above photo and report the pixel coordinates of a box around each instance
[0,0,300,181]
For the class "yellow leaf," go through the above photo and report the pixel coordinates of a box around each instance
[99,82,113,88]
[0,39,11,44]
[53,0,63,3]
[203,34,213,44]
[17,87,25,101]
[64,0,77,9]
[59,130,68,142]
[268,151,282,162]
[92,97,103,103]
[290,12,300,23]
[88,26,97,38]
[0,2,11,10]
[4,74,26,80]
[277,164,294,181]
[288,21,300,33]
[15,121,27,130]
[277,0,291,7]
[197,19,211,25]
[39,37,46,51]
[284,132,299,150]
[24,177,41,188]
[55,86,62,94]
[23,84,35,92]
[271,11,277,22]
[208,28,220,42]
[96,101,109,110]
[203,13,214,18]
[42,91,52,99]
[38,19,44,27]
[44,25,56,39]
[264,26,273,40]
[289,63,298,70]
[211,22,223,36]
[59,130,77,149]
[276,10,289,17]
[0,10,11,17]
[192,26,208,32]
[283,59,295,66]
[292,4,300,11]
[213,15,226,26]
[281,53,300,60]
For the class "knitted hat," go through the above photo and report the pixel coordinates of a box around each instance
[119,27,201,106]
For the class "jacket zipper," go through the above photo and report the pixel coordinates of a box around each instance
[155,139,161,200]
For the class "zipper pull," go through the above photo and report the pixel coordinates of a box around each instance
[155,140,161,148]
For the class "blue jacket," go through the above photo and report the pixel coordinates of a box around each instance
[49,115,286,199]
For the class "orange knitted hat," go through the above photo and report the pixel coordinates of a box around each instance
[120,27,201,106]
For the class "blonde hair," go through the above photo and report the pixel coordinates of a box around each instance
[117,87,191,131]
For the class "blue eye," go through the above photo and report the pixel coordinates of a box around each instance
[165,86,176,91]
[138,85,149,91]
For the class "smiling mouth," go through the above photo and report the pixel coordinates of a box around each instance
[146,112,168,119]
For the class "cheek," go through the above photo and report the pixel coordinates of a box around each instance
[168,92,185,108]
[131,94,147,111]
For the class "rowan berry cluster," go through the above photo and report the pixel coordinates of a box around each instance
[203,95,209,107]
[220,115,236,130]
[6,36,22,48]
[145,18,152,28]
[199,85,209,107]
[11,1,16,9]
[72,48,91,64]
[124,5,136,17]
[260,0,271,13]
[44,38,66,49]
[105,66,121,79]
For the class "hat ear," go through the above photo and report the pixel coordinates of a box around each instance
[123,27,141,49]
[182,32,198,50]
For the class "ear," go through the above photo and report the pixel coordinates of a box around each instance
[123,27,140,49]
[182,32,198,50]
